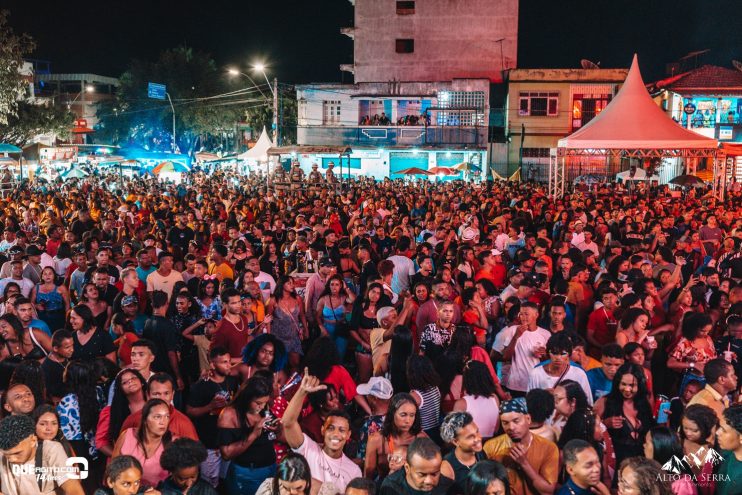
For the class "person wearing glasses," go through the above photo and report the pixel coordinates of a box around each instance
[526,332,593,405]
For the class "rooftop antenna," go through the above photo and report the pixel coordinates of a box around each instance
[580,59,600,69]
[679,49,710,70]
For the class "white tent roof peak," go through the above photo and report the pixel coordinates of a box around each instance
[558,54,717,150]
[238,127,273,161]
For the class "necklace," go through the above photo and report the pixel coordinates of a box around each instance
[228,316,246,333]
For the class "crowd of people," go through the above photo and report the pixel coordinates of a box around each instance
[0,170,742,495]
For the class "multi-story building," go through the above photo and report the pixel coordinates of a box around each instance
[651,65,742,181]
[35,73,119,132]
[505,67,628,180]
[291,0,518,179]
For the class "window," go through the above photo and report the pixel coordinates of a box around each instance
[518,92,559,117]
[572,94,611,130]
[521,148,550,158]
[396,1,415,14]
[322,100,341,125]
[396,39,415,54]
[436,91,486,126]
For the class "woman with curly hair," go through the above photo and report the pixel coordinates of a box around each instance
[240,333,287,381]
[617,457,672,495]
[197,278,222,321]
[159,438,217,494]
[364,392,426,481]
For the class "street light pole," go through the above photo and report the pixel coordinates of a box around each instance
[166,92,176,153]
[272,77,279,146]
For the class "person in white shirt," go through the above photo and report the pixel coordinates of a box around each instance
[283,369,361,494]
[569,220,586,247]
[572,229,600,257]
[495,302,550,395]
[387,237,416,295]
[247,257,276,302]
[527,332,593,405]
[0,260,35,298]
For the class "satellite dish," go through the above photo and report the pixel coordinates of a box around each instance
[733,60,742,72]
[581,59,600,69]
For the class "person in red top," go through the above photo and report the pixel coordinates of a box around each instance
[121,373,199,441]
[209,288,254,364]
[45,225,62,257]
[474,249,506,290]
[461,287,489,346]
[586,289,619,357]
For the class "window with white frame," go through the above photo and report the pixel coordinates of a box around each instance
[436,91,485,126]
[322,100,341,124]
[518,92,559,117]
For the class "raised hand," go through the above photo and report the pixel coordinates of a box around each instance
[300,367,327,394]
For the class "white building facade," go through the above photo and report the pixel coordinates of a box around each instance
[290,0,518,180]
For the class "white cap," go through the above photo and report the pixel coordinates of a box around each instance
[357,377,393,400]
[462,227,479,241]
[491,248,503,256]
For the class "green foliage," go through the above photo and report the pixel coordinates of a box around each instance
[0,10,36,126]
[0,100,74,146]
[95,46,259,153]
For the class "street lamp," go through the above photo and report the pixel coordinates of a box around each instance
[67,85,95,110]
[226,67,266,98]
[252,64,275,96]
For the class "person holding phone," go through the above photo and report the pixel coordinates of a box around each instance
[216,375,277,495]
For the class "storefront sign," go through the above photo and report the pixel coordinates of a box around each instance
[40,147,77,161]
[684,103,697,115]
[719,126,734,140]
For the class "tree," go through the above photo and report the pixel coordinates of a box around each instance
[95,46,256,154]
[244,86,297,145]
[0,10,35,126]
[0,100,73,146]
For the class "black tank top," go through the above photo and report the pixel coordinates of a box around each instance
[444,450,485,494]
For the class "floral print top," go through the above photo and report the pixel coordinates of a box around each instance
[670,337,717,364]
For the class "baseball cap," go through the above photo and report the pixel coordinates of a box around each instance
[318,257,335,268]
[121,295,138,307]
[356,377,393,400]
[491,248,503,256]
[461,227,479,241]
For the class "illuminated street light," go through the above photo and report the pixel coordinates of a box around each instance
[226,67,266,98]
[68,85,95,109]
[252,63,275,96]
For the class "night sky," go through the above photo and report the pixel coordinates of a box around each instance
[3,0,740,83]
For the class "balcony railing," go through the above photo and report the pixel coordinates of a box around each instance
[298,125,487,147]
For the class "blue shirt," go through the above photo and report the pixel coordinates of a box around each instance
[136,265,156,283]
[586,367,612,402]
[30,318,51,337]
[556,478,592,495]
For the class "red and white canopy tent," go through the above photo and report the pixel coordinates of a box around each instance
[550,55,722,198]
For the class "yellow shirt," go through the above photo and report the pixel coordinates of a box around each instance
[208,262,234,282]
[483,433,559,495]
[687,384,728,422]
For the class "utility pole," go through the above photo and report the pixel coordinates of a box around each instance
[272,77,279,146]
[166,92,176,153]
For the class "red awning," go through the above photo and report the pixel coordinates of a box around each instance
[71,126,94,134]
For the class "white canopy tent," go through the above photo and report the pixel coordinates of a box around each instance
[238,127,273,164]
[550,55,720,198]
